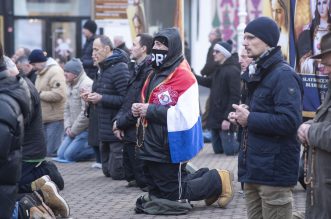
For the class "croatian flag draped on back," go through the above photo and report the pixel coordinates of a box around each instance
[141,60,204,163]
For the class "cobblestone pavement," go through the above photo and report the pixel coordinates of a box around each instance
[55,143,306,219]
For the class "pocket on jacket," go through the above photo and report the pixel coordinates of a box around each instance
[246,134,280,181]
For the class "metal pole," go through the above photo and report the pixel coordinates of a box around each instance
[237,0,247,54]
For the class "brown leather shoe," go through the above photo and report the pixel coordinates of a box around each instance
[217,169,234,208]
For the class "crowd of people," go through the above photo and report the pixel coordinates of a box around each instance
[1,16,331,219]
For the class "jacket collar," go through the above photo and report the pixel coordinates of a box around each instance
[98,48,129,70]
[242,47,283,83]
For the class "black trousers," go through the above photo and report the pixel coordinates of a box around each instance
[18,161,49,193]
[144,160,222,201]
[123,142,147,187]
[100,141,125,180]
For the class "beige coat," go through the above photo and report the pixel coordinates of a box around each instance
[64,72,92,135]
[35,64,66,123]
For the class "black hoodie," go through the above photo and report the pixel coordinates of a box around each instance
[138,27,186,163]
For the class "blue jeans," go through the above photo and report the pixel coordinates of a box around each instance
[211,129,239,155]
[57,131,94,161]
[44,120,64,157]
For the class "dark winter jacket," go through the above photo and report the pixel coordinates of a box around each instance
[238,47,303,187]
[117,43,131,59]
[93,49,130,142]
[20,75,47,160]
[200,38,222,76]
[81,35,98,80]
[137,27,185,163]
[196,54,241,129]
[0,69,30,219]
[27,69,37,84]
[115,56,152,143]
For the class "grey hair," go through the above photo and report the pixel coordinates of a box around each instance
[97,35,114,50]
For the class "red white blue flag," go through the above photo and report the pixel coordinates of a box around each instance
[141,60,204,163]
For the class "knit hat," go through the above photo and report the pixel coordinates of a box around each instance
[154,36,168,47]
[63,58,83,75]
[244,17,280,47]
[28,49,47,64]
[214,40,232,58]
[83,20,97,34]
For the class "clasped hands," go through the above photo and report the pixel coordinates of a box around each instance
[228,104,250,127]
[131,103,149,117]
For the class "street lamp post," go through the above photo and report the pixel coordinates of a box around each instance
[237,0,247,53]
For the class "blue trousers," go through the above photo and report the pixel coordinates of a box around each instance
[57,131,94,161]
[211,129,239,155]
[44,120,64,157]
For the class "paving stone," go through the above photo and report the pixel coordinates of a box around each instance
[55,143,306,218]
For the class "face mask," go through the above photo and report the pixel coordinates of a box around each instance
[151,49,168,69]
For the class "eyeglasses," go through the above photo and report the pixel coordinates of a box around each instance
[213,50,221,54]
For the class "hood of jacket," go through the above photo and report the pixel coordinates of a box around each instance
[0,70,30,121]
[99,48,129,70]
[153,27,184,70]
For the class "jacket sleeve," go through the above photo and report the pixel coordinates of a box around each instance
[195,74,212,87]
[101,63,130,108]
[308,121,331,152]
[224,68,241,120]
[71,98,89,135]
[201,48,217,76]
[39,70,66,103]
[71,80,92,135]
[63,97,71,130]
[116,110,137,130]
[247,71,302,136]
[146,104,169,125]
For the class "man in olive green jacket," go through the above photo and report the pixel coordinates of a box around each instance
[29,49,66,156]
[297,32,331,219]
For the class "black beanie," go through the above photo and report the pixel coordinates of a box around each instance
[214,40,233,58]
[154,36,168,47]
[83,20,97,34]
[244,17,280,47]
[28,49,47,64]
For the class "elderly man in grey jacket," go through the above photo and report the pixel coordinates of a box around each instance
[56,58,94,162]
[297,32,331,219]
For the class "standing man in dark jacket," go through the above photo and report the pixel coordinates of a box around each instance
[85,35,130,180]
[81,20,98,80]
[0,45,30,218]
[297,32,331,219]
[196,40,241,155]
[200,27,223,130]
[229,17,303,219]
[201,28,223,76]
[113,33,153,190]
[132,28,234,215]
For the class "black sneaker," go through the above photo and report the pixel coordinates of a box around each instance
[20,193,55,219]
[45,161,64,190]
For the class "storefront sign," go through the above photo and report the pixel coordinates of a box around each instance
[95,0,128,19]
